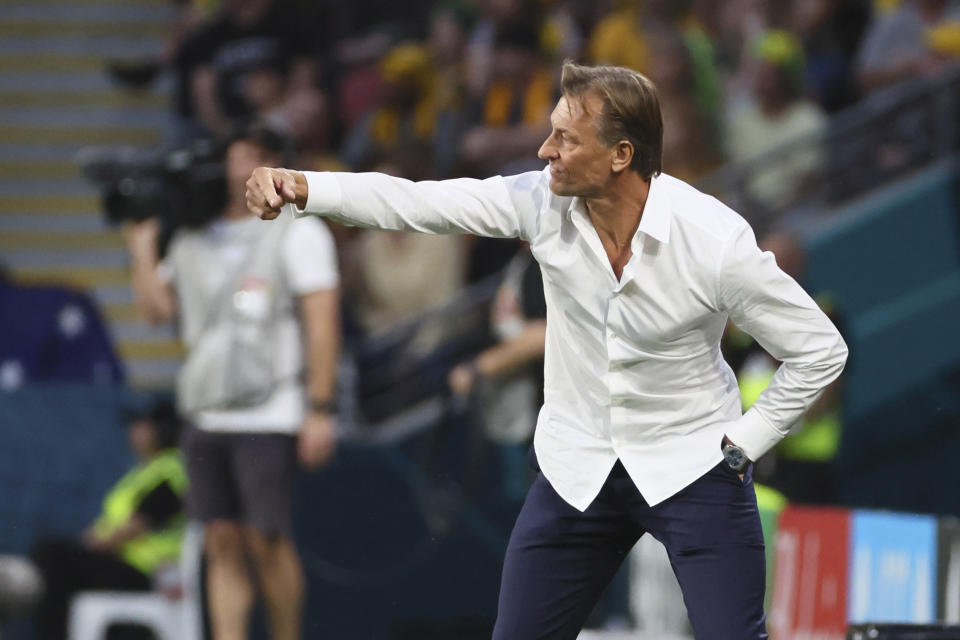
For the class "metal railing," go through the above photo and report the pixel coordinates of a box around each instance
[696,64,960,233]
[337,272,501,443]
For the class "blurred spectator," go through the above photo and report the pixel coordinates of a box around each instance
[123,124,340,640]
[430,2,477,105]
[347,229,466,336]
[645,0,722,127]
[709,0,795,108]
[328,0,438,140]
[587,0,650,74]
[341,44,438,171]
[28,397,187,640]
[855,0,960,92]
[464,0,537,100]
[789,0,871,111]
[429,3,479,177]
[646,30,722,183]
[173,0,328,146]
[0,265,124,391]
[341,38,474,179]
[690,0,744,78]
[724,30,827,214]
[107,0,213,90]
[460,19,555,176]
[339,6,478,177]
[538,0,593,64]
[582,0,722,186]
[448,244,545,502]
[343,160,468,350]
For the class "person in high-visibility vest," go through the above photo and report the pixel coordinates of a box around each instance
[28,398,187,640]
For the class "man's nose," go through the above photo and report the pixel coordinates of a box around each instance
[537,139,555,160]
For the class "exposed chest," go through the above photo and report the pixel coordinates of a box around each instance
[598,236,633,282]
[531,213,722,352]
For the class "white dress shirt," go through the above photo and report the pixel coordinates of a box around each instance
[288,167,848,510]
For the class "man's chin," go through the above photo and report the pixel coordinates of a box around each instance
[548,177,574,197]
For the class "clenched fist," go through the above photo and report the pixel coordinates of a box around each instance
[245,166,308,220]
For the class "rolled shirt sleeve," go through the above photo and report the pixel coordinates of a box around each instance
[286,169,545,241]
[717,224,849,462]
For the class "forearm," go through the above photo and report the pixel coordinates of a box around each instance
[297,287,340,467]
[86,515,149,551]
[474,320,547,378]
[124,220,176,324]
[300,289,340,405]
[728,331,847,460]
[306,333,338,405]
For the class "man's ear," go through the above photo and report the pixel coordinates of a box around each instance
[611,140,634,173]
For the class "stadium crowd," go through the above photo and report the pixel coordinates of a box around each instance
[103,0,960,321]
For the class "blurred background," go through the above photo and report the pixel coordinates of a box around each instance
[1,0,960,638]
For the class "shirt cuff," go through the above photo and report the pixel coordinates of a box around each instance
[725,407,785,462]
[286,171,343,219]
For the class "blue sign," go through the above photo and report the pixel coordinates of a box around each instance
[848,510,937,623]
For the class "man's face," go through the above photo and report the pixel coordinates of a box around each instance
[128,419,157,457]
[537,93,616,198]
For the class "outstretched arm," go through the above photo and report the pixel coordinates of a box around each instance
[246,167,545,241]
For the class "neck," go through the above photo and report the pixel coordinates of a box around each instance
[584,171,650,249]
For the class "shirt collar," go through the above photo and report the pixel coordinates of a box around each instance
[636,173,672,245]
[568,173,673,246]
[567,173,673,247]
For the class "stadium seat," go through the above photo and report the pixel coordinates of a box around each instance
[67,523,203,640]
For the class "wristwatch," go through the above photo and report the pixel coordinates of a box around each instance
[721,437,750,472]
[309,398,337,416]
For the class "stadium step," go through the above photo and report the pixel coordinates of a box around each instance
[0,0,180,389]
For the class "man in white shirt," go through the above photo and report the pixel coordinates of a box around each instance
[246,62,847,639]
[127,125,340,640]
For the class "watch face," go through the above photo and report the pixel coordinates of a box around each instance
[723,445,747,471]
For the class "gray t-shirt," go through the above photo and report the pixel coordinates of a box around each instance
[162,215,338,433]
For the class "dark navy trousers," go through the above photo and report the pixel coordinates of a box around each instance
[492,460,768,640]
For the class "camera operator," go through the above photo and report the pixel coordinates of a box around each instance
[123,123,340,640]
